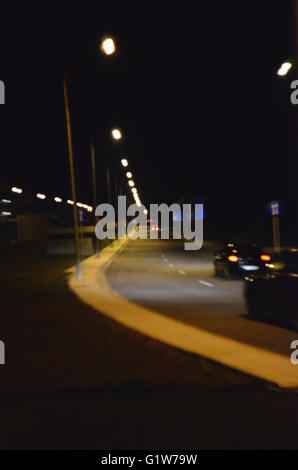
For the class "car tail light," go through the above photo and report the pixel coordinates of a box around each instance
[260,254,271,261]
[228,255,239,262]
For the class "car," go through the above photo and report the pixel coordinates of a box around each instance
[147,218,160,233]
[244,249,298,329]
[214,243,271,279]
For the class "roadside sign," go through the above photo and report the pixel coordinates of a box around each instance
[267,201,282,216]
[266,201,281,253]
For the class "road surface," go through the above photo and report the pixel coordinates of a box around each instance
[106,238,296,358]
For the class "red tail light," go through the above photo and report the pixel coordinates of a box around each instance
[260,254,271,261]
[228,255,239,262]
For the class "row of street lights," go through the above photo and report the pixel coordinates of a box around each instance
[11,186,93,212]
[120,158,147,213]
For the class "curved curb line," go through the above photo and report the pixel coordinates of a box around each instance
[69,240,298,389]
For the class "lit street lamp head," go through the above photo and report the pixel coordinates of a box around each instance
[112,128,122,140]
[121,158,128,167]
[11,187,22,194]
[277,61,292,76]
[129,180,135,187]
[126,171,132,178]
[101,37,116,56]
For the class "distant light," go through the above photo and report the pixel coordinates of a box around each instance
[1,199,11,204]
[87,206,93,212]
[54,197,62,203]
[101,37,116,56]
[260,254,271,261]
[37,193,46,200]
[77,202,83,207]
[128,180,135,187]
[143,209,148,215]
[132,187,137,194]
[82,204,89,209]
[228,255,239,262]
[1,211,12,216]
[121,158,128,167]
[111,129,122,140]
[126,171,132,178]
[277,61,292,76]
[67,199,74,205]
[11,187,22,194]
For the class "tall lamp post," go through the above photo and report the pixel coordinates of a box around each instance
[64,36,117,273]
[64,74,82,279]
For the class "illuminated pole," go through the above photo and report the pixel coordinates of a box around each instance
[90,140,100,258]
[64,74,82,279]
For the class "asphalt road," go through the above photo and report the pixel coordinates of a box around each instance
[106,238,297,358]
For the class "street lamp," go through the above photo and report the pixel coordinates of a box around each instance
[64,35,118,276]
[37,193,46,200]
[64,74,82,279]
[277,61,292,76]
[128,180,135,187]
[126,171,132,178]
[121,158,128,167]
[101,37,116,56]
[11,187,22,194]
[111,128,122,140]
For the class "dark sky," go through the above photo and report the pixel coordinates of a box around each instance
[0,1,295,233]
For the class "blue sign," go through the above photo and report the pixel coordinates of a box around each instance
[267,201,282,216]
[77,209,89,223]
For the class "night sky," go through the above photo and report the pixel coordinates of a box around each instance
[0,1,295,237]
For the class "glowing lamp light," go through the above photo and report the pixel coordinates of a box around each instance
[37,193,46,200]
[121,158,128,167]
[54,197,62,203]
[126,172,132,178]
[67,200,74,205]
[11,187,22,194]
[132,187,137,194]
[111,128,122,140]
[143,209,148,215]
[277,62,292,76]
[128,180,135,187]
[101,37,116,55]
